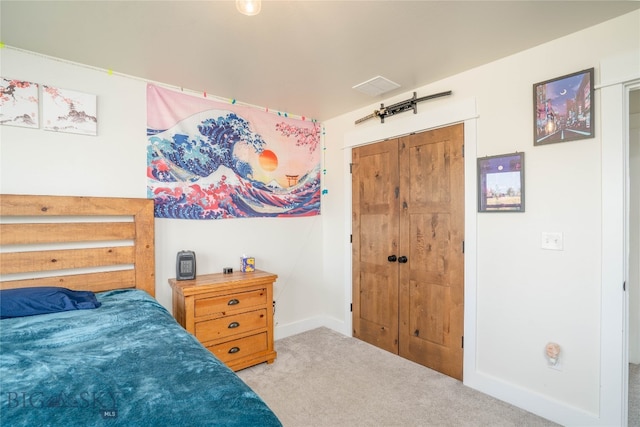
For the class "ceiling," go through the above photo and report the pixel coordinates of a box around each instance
[2,1,639,121]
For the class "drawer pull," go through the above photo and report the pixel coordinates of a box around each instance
[228,346,240,354]
[228,322,240,329]
[227,298,240,306]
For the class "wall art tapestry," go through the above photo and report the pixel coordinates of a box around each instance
[147,84,321,219]
[0,78,39,129]
[42,86,97,135]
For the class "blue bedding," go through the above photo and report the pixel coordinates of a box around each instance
[0,289,281,427]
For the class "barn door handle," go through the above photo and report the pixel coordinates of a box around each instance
[398,256,408,263]
[388,255,397,262]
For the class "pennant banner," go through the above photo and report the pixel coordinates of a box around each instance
[147,85,321,219]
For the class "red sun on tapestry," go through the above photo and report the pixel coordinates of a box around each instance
[259,150,278,171]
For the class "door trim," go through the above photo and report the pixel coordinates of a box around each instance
[601,79,640,426]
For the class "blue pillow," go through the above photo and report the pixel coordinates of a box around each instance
[0,287,102,319]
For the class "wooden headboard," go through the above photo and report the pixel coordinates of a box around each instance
[0,194,155,296]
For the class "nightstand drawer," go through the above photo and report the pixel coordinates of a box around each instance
[195,309,267,342]
[208,332,268,364]
[195,288,267,318]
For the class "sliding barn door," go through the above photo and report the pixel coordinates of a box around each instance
[352,124,464,380]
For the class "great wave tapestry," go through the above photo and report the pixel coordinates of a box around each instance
[147,85,321,219]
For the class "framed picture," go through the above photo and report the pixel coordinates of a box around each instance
[0,78,39,129]
[478,152,524,212]
[42,86,97,135]
[533,68,594,146]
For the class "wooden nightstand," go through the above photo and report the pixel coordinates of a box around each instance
[168,270,277,371]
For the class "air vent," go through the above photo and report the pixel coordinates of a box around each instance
[352,75,400,96]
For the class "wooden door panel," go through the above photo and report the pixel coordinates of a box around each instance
[358,274,397,350]
[359,268,394,322]
[399,124,464,380]
[352,139,399,354]
[410,213,451,283]
[408,281,448,345]
[407,139,451,205]
[406,212,453,345]
[403,285,463,379]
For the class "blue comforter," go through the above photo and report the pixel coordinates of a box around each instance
[0,289,281,427]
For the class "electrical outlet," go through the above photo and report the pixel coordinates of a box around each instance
[541,232,563,250]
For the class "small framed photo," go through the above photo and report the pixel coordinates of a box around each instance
[534,68,594,146]
[478,152,524,212]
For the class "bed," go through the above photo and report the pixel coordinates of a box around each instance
[0,194,281,427]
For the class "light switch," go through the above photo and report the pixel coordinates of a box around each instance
[541,232,563,250]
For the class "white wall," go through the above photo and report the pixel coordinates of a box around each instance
[0,48,326,340]
[2,9,639,426]
[320,10,639,426]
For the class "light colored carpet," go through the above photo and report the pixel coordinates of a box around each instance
[237,327,558,427]
[631,363,639,426]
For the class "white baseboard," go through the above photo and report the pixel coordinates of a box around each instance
[465,370,605,426]
[274,315,347,341]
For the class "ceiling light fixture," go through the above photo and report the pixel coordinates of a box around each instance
[236,0,261,16]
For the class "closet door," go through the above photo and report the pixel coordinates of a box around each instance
[352,139,400,353]
[398,124,465,380]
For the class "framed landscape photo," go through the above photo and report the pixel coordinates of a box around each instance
[533,68,594,146]
[478,152,524,212]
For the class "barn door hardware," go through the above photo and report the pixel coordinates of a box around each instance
[355,90,452,125]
